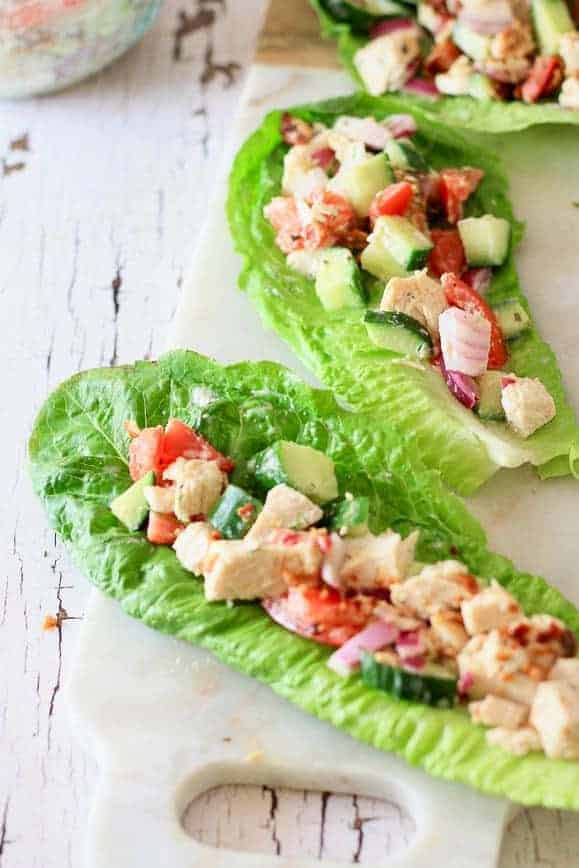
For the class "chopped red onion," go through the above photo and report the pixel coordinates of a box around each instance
[439,306,491,377]
[311,147,335,171]
[457,1,513,35]
[403,654,427,670]
[386,113,418,139]
[370,18,417,39]
[327,620,399,677]
[501,375,517,388]
[463,267,493,295]
[458,671,475,696]
[442,365,480,410]
[403,77,441,99]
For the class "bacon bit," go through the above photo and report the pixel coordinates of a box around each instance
[124,419,141,439]
[529,665,544,682]
[236,502,255,520]
[536,623,564,643]
[521,56,563,104]
[210,530,222,540]
[424,38,461,75]
[510,622,530,645]
[561,629,578,657]
[317,533,333,555]
[278,530,301,546]
[42,614,59,631]
[457,573,480,594]
[340,227,369,253]
[280,112,314,146]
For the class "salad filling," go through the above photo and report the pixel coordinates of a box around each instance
[263,111,556,439]
[113,416,579,762]
[317,0,579,111]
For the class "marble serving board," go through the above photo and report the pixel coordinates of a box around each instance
[68,1,579,865]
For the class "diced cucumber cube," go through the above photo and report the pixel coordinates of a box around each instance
[532,0,574,54]
[367,215,433,272]
[209,485,263,539]
[476,371,506,421]
[315,248,367,311]
[325,495,370,537]
[458,215,511,267]
[384,138,429,172]
[364,309,433,360]
[453,21,491,60]
[250,440,339,504]
[110,470,155,531]
[329,152,393,218]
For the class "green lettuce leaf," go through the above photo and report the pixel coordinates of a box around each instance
[227,94,579,494]
[311,0,579,133]
[30,349,579,810]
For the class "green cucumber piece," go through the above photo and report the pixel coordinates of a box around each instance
[315,248,366,311]
[322,0,415,32]
[364,310,433,360]
[368,216,433,271]
[209,485,263,539]
[361,238,409,282]
[452,21,491,61]
[329,152,393,218]
[532,0,574,54]
[476,371,506,422]
[325,495,370,537]
[361,652,458,708]
[250,440,338,504]
[458,215,511,267]
[468,73,500,102]
[493,300,531,340]
[384,138,429,172]
[110,470,155,531]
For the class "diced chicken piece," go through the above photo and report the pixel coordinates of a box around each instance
[560,32,579,76]
[549,658,579,688]
[391,560,478,619]
[461,581,522,635]
[469,694,528,729]
[332,115,392,151]
[436,56,474,97]
[489,21,534,60]
[203,541,291,601]
[246,484,323,545]
[430,609,469,655]
[264,529,324,582]
[373,601,422,632]
[486,726,541,757]
[380,271,448,340]
[354,30,422,96]
[477,57,531,84]
[418,1,450,37]
[501,376,556,439]
[282,145,329,200]
[530,681,579,760]
[173,521,214,574]
[286,248,327,278]
[144,485,175,514]
[163,458,226,523]
[326,131,367,167]
[458,630,538,704]
[339,530,419,591]
[560,75,579,110]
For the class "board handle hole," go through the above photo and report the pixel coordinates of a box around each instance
[183,783,415,864]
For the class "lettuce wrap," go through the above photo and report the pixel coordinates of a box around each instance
[227,94,579,495]
[29,349,579,810]
[311,0,579,133]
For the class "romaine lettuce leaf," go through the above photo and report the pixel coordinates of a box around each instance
[311,0,579,133]
[29,350,579,810]
[227,94,579,494]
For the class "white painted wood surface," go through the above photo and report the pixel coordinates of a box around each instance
[1,1,577,865]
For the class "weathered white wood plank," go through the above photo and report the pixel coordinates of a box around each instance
[0,0,576,865]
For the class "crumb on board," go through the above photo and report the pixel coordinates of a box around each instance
[42,614,59,631]
[244,750,264,764]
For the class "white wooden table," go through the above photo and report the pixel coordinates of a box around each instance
[2,1,578,865]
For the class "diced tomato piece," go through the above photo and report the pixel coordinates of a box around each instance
[521,56,563,104]
[428,229,466,277]
[369,182,414,225]
[280,112,313,146]
[129,426,165,482]
[441,272,508,369]
[424,38,461,76]
[162,418,234,474]
[263,586,373,647]
[147,512,184,545]
[439,168,484,224]
[310,190,357,237]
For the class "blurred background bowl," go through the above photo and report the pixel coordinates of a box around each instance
[0,0,163,98]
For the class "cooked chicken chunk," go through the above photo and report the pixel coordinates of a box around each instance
[549,657,579,688]
[332,115,392,151]
[164,458,226,523]
[246,484,323,545]
[469,694,528,730]
[391,560,478,618]
[282,144,329,200]
[436,56,474,97]
[430,609,469,655]
[530,682,579,760]
[489,21,534,60]
[501,377,556,439]
[173,522,214,574]
[339,530,418,591]
[354,30,422,96]
[458,630,538,704]
[560,32,579,76]
[487,726,541,757]
[461,581,522,635]
[560,75,579,110]
[265,529,324,582]
[144,485,175,514]
[380,271,448,340]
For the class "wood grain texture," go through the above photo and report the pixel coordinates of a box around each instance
[0,0,577,865]
[256,0,341,68]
